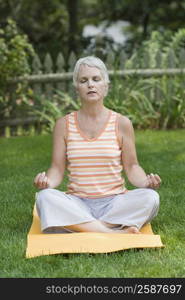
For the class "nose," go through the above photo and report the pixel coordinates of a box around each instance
[87,79,94,87]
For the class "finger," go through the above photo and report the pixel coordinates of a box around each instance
[150,173,159,185]
[34,171,45,182]
[43,179,49,189]
[154,174,161,183]
[151,174,162,186]
[38,173,45,184]
[34,173,41,183]
[35,172,46,188]
[146,174,156,188]
[40,171,46,179]
[45,177,50,188]
[41,176,49,189]
[147,175,153,187]
[148,174,161,189]
[151,173,161,180]
[34,173,42,186]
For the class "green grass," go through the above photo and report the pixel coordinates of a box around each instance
[0,130,185,278]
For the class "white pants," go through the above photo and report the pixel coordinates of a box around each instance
[36,188,160,233]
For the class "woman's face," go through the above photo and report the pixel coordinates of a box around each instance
[76,64,108,103]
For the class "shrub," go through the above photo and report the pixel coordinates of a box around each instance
[0,18,35,120]
[105,29,185,129]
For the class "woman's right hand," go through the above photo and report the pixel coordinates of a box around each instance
[33,171,50,189]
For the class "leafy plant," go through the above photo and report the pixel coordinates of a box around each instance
[0,18,35,120]
[2,26,185,135]
[106,28,185,129]
[24,90,80,133]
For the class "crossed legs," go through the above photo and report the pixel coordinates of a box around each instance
[64,220,140,234]
[36,188,159,234]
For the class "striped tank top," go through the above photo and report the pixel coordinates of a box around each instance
[65,109,126,198]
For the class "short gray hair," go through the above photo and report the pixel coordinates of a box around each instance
[73,56,110,87]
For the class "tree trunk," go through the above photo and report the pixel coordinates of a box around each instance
[142,11,150,38]
[67,0,79,57]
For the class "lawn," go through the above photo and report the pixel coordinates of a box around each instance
[0,129,185,278]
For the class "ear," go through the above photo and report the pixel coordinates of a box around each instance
[104,83,109,97]
[75,87,79,95]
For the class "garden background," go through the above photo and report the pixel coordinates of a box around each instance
[0,0,185,278]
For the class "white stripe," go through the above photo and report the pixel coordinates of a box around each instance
[70,169,122,175]
[67,153,120,158]
[67,144,119,149]
[69,183,123,189]
[69,162,120,166]
[67,151,121,156]
[67,149,120,154]
[69,124,77,130]
[69,120,75,125]
[106,124,115,129]
[68,140,117,145]
[69,177,123,184]
[70,161,120,167]
[68,136,117,141]
[69,131,115,137]
[67,137,85,141]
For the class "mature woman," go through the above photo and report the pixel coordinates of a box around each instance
[34,56,161,234]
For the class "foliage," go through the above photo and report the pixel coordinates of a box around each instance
[1,27,185,136]
[19,28,185,133]
[98,0,185,52]
[0,18,34,83]
[0,18,35,120]
[106,75,185,130]
[24,90,80,133]
[104,29,185,129]
[1,0,185,59]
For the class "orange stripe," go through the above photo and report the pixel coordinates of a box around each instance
[67,186,126,197]
[68,130,79,133]
[66,110,125,197]
[67,138,117,142]
[69,179,123,187]
[69,172,121,177]
[67,147,119,151]
[68,155,120,160]
[68,165,120,168]
[68,129,115,133]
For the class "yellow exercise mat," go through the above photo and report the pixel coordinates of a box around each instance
[26,205,164,258]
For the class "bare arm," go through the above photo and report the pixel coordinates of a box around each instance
[118,115,161,189]
[34,116,67,189]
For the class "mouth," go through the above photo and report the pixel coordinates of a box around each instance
[87,91,97,95]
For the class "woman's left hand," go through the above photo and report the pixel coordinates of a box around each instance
[146,173,161,189]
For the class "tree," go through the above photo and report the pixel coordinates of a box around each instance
[0,0,69,59]
[0,18,35,120]
[97,0,185,49]
[0,0,185,59]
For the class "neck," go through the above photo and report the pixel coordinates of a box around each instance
[79,103,108,119]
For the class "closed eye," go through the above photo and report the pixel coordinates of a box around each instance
[79,76,102,83]
[93,76,101,81]
[80,79,87,83]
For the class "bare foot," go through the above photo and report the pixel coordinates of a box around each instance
[124,226,141,234]
[114,226,141,234]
